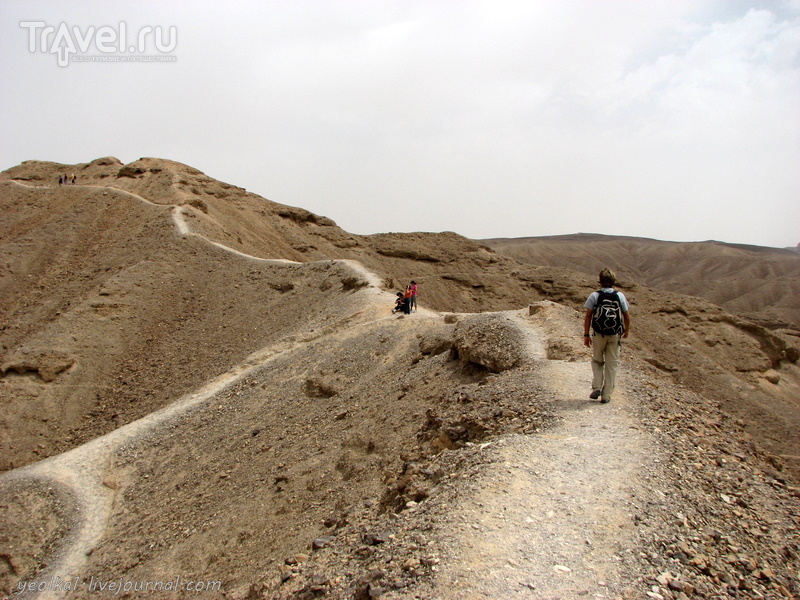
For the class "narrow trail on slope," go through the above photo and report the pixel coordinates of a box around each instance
[3,181,654,600]
[428,312,655,599]
[0,193,413,600]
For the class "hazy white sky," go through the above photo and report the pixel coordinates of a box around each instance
[1,1,798,248]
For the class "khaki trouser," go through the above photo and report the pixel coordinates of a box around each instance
[591,334,622,400]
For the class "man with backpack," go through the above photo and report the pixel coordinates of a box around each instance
[583,268,630,404]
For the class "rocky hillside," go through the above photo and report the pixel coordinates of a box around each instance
[1,158,799,599]
[2,157,798,476]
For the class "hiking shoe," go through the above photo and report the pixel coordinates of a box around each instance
[600,397,611,404]
[589,389,602,400]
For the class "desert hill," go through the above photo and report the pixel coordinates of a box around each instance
[484,233,800,330]
[1,158,799,599]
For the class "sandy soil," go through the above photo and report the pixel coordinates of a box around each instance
[1,157,799,600]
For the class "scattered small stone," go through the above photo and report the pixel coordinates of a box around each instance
[312,536,335,550]
[553,565,571,573]
[402,558,420,571]
[363,532,390,546]
[668,579,685,591]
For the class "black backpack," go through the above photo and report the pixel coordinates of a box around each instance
[591,290,624,336]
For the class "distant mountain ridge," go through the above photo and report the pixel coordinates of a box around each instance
[2,157,800,598]
[483,232,800,330]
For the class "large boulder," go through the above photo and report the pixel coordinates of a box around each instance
[452,314,525,372]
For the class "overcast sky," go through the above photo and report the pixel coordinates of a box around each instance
[1,1,798,248]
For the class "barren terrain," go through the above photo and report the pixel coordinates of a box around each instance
[1,158,799,599]
[484,233,800,330]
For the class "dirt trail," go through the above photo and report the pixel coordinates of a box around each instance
[2,180,658,599]
[3,266,652,600]
[0,199,404,600]
[5,341,305,599]
[427,315,655,599]
[4,163,799,600]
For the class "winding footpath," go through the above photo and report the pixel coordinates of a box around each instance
[2,182,654,600]
[429,313,654,599]
[0,187,397,600]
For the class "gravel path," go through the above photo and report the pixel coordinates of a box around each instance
[0,205,398,600]
[429,315,656,599]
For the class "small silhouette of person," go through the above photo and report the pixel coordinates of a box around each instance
[58,175,63,185]
[70,174,76,184]
[409,280,418,311]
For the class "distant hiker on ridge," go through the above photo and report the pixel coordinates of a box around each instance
[410,280,418,311]
[583,268,630,404]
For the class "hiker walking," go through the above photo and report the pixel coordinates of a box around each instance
[583,268,630,404]
[409,280,418,311]
[70,173,76,184]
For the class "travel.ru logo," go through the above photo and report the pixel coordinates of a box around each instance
[20,21,177,67]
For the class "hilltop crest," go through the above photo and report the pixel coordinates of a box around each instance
[1,157,799,598]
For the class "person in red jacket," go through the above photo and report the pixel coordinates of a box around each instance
[403,285,412,315]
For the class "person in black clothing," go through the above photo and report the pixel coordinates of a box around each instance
[392,292,405,314]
